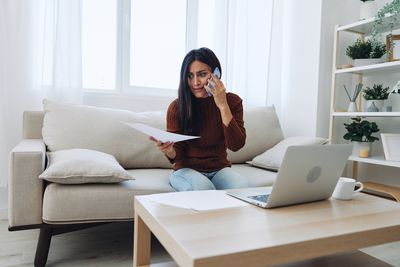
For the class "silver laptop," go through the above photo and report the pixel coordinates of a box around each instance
[227,144,352,208]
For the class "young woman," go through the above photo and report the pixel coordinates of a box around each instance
[151,47,249,191]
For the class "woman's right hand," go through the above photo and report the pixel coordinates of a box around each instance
[149,136,176,160]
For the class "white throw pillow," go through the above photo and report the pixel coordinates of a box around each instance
[39,149,134,184]
[247,136,328,171]
[42,99,172,169]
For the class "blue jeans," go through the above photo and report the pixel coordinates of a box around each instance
[169,167,250,191]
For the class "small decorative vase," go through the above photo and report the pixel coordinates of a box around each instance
[347,102,358,112]
[367,101,379,112]
[359,0,378,20]
[366,100,385,112]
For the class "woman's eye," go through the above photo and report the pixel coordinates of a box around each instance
[199,72,207,77]
[187,74,193,79]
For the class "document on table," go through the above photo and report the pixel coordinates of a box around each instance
[145,190,249,211]
[121,122,200,143]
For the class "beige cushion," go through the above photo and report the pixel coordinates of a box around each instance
[42,169,175,223]
[228,106,283,163]
[42,99,172,169]
[39,149,133,184]
[42,165,276,223]
[247,136,328,171]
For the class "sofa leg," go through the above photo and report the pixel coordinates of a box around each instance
[34,227,53,267]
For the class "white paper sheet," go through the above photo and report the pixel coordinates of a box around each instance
[145,190,249,211]
[121,122,200,143]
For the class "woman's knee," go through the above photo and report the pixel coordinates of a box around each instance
[212,168,250,190]
[170,168,215,191]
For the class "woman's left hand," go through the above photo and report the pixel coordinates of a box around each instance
[205,74,228,110]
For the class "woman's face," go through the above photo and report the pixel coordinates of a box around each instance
[187,60,212,98]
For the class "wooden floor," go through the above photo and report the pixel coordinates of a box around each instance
[1,219,400,267]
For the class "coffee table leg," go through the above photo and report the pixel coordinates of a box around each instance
[134,212,151,267]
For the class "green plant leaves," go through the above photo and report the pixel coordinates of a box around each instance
[372,0,400,46]
[363,84,390,100]
[346,38,386,59]
[343,117,380,142]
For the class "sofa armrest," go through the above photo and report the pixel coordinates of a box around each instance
[8,139,46,228]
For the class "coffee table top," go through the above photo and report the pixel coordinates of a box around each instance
[134,192,400,267]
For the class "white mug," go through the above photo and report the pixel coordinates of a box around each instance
[332,177,363,200]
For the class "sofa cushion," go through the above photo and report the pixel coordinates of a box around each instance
[247,136,328,171]
[42,99,172,169]
[231,164,277,187]
[39,149,133,184]
[228,106,284,163]
[42,165,277,223]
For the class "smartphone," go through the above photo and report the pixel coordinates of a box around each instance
[213,67,221,79]
[206,67,221,97]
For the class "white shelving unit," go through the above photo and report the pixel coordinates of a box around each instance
[329,14,400,201]
[335,61,400,74]
[333,112,400,117]
[349,155,400,168]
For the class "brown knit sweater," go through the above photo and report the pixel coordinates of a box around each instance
[166,93,246,171]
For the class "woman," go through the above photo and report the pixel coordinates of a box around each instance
[151,47,249,191]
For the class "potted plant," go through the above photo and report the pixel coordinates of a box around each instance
[372,0,400,50]
[343,117,380,157]
[360,0,378,20]
[363,84,390,111]
[346,38,386,66]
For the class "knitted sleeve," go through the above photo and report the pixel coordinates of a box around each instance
[223,93,246,152]
[166,100,185,163]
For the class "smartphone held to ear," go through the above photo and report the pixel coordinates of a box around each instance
[206,67,221,97]
[213,67,221,79]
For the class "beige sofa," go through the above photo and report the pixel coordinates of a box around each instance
[8,101,284,266]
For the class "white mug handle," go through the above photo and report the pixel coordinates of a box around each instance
[354,182,364,193]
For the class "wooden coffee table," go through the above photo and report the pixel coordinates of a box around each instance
[133,192,400,267]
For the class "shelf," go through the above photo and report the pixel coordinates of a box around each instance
[331,15,400,203]
[337,13,400,34]
[333,112,400,117]
[362,182,400,202]
[335,60,400,74]
[349,155,400,168]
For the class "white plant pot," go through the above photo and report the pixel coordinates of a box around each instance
[359,1,378,20]
[353,57,385,67]
[352,141,372,158]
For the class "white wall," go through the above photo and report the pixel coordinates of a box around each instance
[278,0,323,137]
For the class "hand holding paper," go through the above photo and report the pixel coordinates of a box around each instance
[122,122,200,143]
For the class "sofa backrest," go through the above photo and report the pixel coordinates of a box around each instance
[227,106,283,163]
[23,100,283,168]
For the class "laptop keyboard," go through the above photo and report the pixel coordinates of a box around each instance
[249,194,270,203]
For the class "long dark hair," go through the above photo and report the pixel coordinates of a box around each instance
[178,47,222,135]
